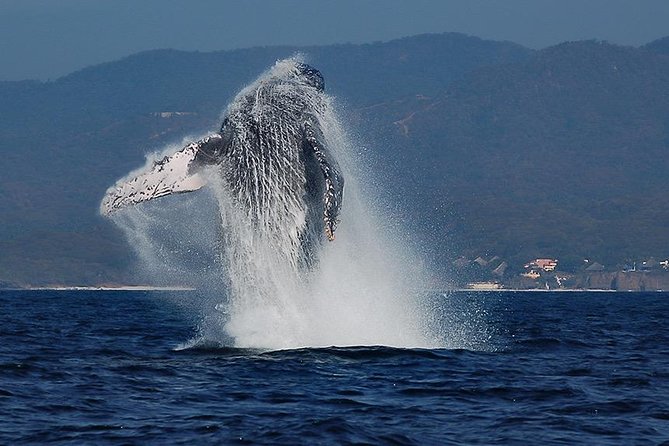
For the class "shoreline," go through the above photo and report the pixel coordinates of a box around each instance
[449,288,662,293]
[1,287,667,293]
[0,286,197,291]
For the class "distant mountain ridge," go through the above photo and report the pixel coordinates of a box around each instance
[0,32,532,285]
[1,33,668,285]
[644,36,669,55]
[371,39,669,271]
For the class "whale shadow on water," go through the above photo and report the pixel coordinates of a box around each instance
[102,56,484,351]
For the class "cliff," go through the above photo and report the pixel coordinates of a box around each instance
[575,271,669,291]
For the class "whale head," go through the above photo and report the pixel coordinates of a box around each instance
[295,63,325,92]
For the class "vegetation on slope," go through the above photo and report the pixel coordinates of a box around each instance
[0,33,531,285]
[374,40,669,270]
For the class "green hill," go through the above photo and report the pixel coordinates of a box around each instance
[2,33,669,286]
[370,40,669,271]
[645,36,669,55]
[0,33,531,285]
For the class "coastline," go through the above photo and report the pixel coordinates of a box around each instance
[449,288,661,293]
[447,288,616,293]
[2,286,667,293]
[1,286,197,291]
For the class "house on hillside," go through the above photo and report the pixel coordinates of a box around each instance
[452,257,471,269]
[524,258,558,272]
[585,262,605,272]
[522,270,541,279]
[492,261,508,277]
[473,256,488,267]
[641,258,659,272]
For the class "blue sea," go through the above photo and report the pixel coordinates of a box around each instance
[1,290,668,444]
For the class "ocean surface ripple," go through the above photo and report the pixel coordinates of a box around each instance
[1,290,668,444]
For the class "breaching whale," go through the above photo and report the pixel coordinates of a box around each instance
[101,59,344,267]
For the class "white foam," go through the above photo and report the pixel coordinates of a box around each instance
[106,57,444,350]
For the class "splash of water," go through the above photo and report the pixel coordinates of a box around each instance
[109,60,445,350]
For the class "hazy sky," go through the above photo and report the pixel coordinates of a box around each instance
[1,0,668,81]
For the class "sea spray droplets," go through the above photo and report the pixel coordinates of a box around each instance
[209,71,439,348]
[110,57,447,349]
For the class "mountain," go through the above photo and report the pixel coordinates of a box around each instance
[644,36,669,55]
[0,33,532,285]
[370,40,669,271]
[2,32,669,286]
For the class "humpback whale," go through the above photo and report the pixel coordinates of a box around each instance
[101,59,344,267]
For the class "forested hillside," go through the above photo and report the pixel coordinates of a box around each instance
[2,33,669,285]
[0,33,531,285]
[372,39,669,271]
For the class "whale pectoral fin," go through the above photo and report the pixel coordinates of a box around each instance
[304,122,344,241]
[100,134,223,215]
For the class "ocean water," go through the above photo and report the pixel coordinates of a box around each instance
[1,290,668,445]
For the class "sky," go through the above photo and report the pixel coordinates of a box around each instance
[1,0,668,81]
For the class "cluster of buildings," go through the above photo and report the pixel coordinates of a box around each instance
[451,255,669,291]
[521,258,558,279]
